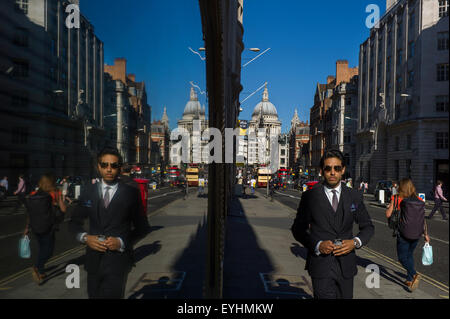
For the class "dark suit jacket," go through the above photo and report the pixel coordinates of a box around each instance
[69,181,149,275]
[291,182,374,279]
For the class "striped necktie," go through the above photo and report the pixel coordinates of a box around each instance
[104,186,111,208]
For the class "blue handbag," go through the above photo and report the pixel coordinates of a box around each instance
[422,242,433,266]
[19,235,31,259]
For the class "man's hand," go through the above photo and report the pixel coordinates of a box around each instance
[333,239,356,256]
[85,235,108,252]
[319,240,335,255]
[104,237,121,251]
[424,234,430,243]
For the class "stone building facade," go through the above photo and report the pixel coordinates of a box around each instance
[104,58,151,165]
[0,0,105,184]
[356,0,449,194]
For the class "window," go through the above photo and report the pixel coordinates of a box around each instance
[407,100,413,116]
[13,27,28,47]
[408,70,415,87]
[12,59,29,78]
[436,95,449,112]
[396,76,403,92]
[395,160,400,181]
[344,134,351,143]
[281,149,285,156]
[395,136,400,151]
[397,21,403,42]
[439,0,449,17]
[388,29,392,47]
[11,93,29,108]
[406,135,411,150]
[438,32,449,51]
[408,41,415,58]
[11,127,28,144]
[406,159,412,178]
[409,11,415,35]
[15,0,28,14]
[397,49,403,67]
[396,103,401,119]
[436,132,449,149]
[437,64,449,81]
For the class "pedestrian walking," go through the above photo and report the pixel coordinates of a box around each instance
[69,148,149,299]
[23,173,67,285]
[346,179,352,188]
[427,180,448,220]
[0,176,8,200]
[385,178,430,292]
[391,181,399,196]
[364,181,369,194]
[291,149,374,299]
[359,181,364,192]
[198,176,205,196]
[13,174,27,213]
[250,177,256,195]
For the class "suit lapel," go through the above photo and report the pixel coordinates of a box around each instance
[100,182,124,230]
[95,182,103,226]
[318,184,340,234]
[337,184,352,233]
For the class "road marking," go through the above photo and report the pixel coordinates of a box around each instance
[369,216,449,245]
[362,246,449,293]
[0,287,12,290]
[439,295,449,299]
[148,190,182,200]
[274,191,300,199]
[0,245,85,287]
[0,231,24,240]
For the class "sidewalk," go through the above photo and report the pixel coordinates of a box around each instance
[0,191,208,299]
[0,190,445,298]
[223,192,444,299]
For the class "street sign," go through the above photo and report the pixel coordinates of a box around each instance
[418,193,426,202]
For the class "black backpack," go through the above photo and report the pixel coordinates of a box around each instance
[25,191,61,234]
[388,195,400,236]
[398,196,426,240]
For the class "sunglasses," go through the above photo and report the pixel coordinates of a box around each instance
[99,162,121,169]
[323,165,343,173]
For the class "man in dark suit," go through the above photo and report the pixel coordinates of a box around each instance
[291,149,374,299]
[69,148,149,299]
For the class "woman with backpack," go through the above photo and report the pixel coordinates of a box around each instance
[385,178,430,292]
[23,173,67,285]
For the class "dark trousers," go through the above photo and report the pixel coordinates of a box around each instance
[34,230,55,274]
[428,198,447,219]
[397,234,419,282]
[311,258,354,299]
[87,268,130,299]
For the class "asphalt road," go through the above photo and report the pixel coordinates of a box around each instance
[257,187,449,288]
[0,186,192,281]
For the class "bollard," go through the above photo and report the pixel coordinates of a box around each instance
[379,189,385,204]
[74,185,81,199]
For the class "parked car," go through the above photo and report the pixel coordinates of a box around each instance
[374,180,393,202]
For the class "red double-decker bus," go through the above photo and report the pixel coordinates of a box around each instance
[168,167,180,186]
[277,169,289,188]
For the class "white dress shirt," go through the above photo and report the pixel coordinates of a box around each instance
[78,179,125,252]
[315,182,362,255]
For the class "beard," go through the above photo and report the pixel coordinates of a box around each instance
[325,177,341,188]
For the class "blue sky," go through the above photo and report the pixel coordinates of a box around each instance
[81,0,386,132]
